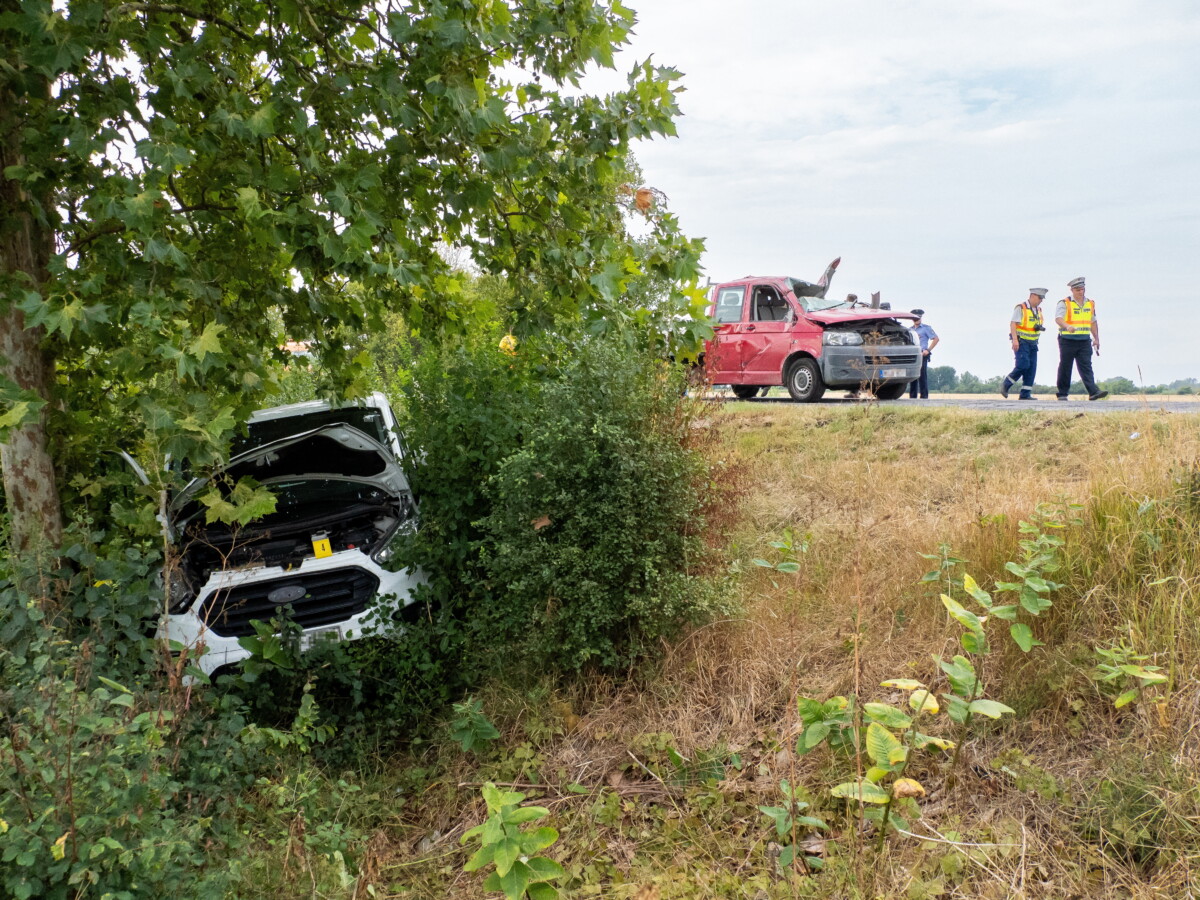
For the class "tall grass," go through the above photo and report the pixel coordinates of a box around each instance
[236,402,1200,898]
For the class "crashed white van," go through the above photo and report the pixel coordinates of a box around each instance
[155,392,422,676]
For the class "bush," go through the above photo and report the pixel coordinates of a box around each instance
[478,340,726,669]
[0,534,253,899]
[389,329,729,680]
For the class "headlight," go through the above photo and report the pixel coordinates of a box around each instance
[822,331,863,346]
[372,495,418,565]
[160,567,196,614]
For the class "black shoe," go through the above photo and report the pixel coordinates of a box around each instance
[1057,396,1069,401]
[1089,390,1109,401]
[1019,394,1034,400]
[1000,378,1012,399]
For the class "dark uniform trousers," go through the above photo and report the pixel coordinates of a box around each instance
[1056,336,1100,399]
[1007,339,1039,399]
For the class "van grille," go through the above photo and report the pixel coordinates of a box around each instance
[199,568,379,637]
[867,351,919,365]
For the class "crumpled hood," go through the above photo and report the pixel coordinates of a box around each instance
[171,423,409,530]
[803,309,918,327]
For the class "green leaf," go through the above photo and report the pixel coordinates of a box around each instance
[941,594,983,632]
[521,826,558,853]
[493,837,520,876]
[938,655,978,699]
[188,321,226,362]
[831,780,890,804]
[1114,689,1139,709]
[863,702,912,729]
[1010,623,1034,652]
[942,694,971,724]
[527,883,559,900]
[803,721,831,749]
[506,806,549,824]
[796,697,823,724]
[499,860,532,898]
[967,699,1015,719]
[776,561,801,573]
[866,723,902,766]
[463,844,494,872]
[960,629,988,654]
[525,857,564,880]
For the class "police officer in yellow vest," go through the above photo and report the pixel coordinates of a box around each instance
[1001,288,1047,399]
[1055,277,1107,401]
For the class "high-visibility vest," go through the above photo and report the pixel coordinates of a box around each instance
[1014,302,1043,339]
[1060,297,1094,336]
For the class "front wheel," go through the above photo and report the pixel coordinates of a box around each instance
[785,359,825,403]
[731,385,762,399]
[874,382,908,400]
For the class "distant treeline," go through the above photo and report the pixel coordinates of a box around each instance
[928,368,1200,395]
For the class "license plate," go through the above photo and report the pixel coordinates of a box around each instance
[301,626,342,649]
[880,367,906,378]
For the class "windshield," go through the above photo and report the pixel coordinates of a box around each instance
[803,296,853,312]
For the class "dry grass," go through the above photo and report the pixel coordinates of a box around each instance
[345,404,1200,899]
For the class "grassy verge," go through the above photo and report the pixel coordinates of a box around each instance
[234,403,1200,899]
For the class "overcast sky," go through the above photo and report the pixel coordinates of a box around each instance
[592,0,1200,384]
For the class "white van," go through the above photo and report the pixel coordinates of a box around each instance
[154,392,422,676]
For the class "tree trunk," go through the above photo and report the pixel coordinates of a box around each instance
[0,78,64,558]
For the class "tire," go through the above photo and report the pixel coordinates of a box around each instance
[874,382,908,400]
[785,358,825,402]
[731,385,761,399]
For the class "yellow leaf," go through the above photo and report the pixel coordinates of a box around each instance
[52,832,68,860]
[909,691,940,715]
[881,678,925,691]
[892,778,926,799]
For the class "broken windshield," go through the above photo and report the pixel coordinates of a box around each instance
[801,295,853,312]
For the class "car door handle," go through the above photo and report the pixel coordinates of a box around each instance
[745,325,756,331]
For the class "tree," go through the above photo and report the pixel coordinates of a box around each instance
[1,0,696,554]
[927,365,958,392]
[1099,376,1136,395]
[958,371,983,394]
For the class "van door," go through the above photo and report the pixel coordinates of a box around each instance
[706,283,749,382]
[740,284,794,382]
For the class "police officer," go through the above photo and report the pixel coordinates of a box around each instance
[1055,277,1107,401]
[907,309,939,399]
[1001,289,1047,400]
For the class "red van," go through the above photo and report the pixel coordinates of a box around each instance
[702,259,922,401]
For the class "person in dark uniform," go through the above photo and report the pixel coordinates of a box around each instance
[1055,277,1107,401]
[1001,288,1047,400]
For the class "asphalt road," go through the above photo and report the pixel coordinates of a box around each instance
[710,391,1200,414]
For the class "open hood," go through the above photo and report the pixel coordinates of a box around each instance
[171,422,410,529]
[803,309,918,327]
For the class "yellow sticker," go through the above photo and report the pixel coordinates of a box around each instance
[312,534,332,558]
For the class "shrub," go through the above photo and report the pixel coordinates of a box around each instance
[389,329,729,681]
[477,339,726,670]
[0,532,253,899]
